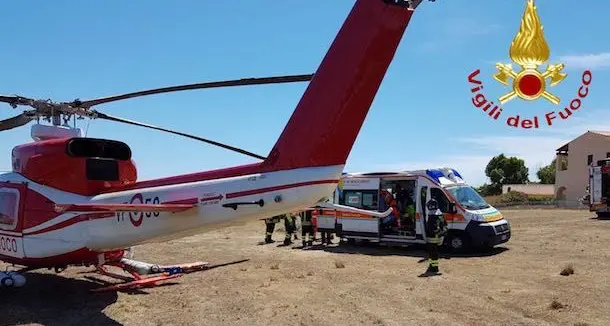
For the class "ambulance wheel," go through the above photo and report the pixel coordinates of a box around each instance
[446,232,470,253]
[596,212,610,219]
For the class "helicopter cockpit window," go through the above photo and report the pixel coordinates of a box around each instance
[0,188,19,230]
[66,138,132,161]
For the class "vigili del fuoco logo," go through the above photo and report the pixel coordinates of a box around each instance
[467,0,592,129]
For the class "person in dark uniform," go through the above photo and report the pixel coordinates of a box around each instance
[283,212,297,245]
[316,207,333,245]
[421,198,447,276]
[263,215,282,244]
[299,210,315,248]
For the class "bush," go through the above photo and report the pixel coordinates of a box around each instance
[495,191,555,205]
[483,195,501,205]
[476,183,502,196]
[499,191,529,203]
[527,194,555,203]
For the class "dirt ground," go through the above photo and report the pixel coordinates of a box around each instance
[2,208,609,326]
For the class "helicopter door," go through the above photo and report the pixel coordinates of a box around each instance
[0,182,26,259]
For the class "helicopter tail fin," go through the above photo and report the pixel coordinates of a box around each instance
[264,0,416,171]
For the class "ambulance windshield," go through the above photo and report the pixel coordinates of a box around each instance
[445,185,490,210]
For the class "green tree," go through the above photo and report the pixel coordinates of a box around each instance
[536,158,556,184]
[476,183,501,197]
[483,154,529,195]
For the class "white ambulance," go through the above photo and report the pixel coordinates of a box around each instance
[313,168,511,252]
[586,159,610,217]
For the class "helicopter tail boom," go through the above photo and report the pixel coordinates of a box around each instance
[264,0,416,171]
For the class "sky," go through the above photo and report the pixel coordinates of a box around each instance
[0,0,608,187]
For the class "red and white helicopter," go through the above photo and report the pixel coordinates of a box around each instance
[0,0,432,292]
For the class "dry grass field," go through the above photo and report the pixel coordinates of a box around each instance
[2,208,610,326]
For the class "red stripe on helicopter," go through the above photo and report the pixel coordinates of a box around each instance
[23,213,115,236]
[26,199,199,235]
[225,179,338,199]
[54,202,197,213]
[164,198,199,205]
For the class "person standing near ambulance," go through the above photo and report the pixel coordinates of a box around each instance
[300,209,315,248]
[421,198,447,276]
[263,215,282,244]
[283,211,298,245]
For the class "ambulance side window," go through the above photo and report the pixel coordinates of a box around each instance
[0,188,19,230]
[430,188,450,213]
[341,190,378,210]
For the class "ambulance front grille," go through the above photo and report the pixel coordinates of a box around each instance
[494,224,509,234]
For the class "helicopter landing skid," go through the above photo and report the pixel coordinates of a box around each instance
[90,260,210,293]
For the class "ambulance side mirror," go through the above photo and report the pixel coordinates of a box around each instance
[448,202,457,214]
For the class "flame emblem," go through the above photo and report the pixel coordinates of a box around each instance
[493,0,566,105]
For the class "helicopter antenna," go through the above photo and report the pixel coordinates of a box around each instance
[0,73,314,160]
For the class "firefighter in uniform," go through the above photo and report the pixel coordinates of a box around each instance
[422,198,448,276]
[263,215,282,244]
[283,212,297,245]
[300,209,315,248]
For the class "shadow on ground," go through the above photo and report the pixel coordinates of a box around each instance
[291,241,509,261]
[0,272,120,326]
[590,215,610,221]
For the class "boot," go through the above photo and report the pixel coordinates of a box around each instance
[283,238,292,245]
[423,265,440,276]
[265,235,274,244]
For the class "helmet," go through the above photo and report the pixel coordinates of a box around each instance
[426,198,438,211]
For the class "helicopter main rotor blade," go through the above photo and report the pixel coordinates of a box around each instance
[73,74,314,108]
[0,95,35,108]
[93,111,266,160]
[0,113,35,131]
[0,95,19,104]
